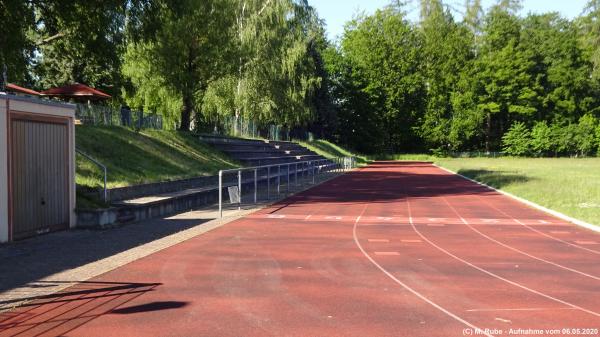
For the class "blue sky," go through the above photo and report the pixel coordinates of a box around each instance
[309,0,590,41]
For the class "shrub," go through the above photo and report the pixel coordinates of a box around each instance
[576,114,598,156]
[530,121,552,156]
[502,122,531,156]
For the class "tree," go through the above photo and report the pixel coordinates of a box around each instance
[32,0,127,96]
[502,121,531,156]
[123,0,237,130]
[576,114,598,155]
[530,121,552,156]
[418,0,473,150]
[521,13,595,122]
[200,0,324,135]
[453,5,539,151]
[337,4,425,152]
[0,0,34,86]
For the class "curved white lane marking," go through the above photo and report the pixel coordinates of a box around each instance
[475,194,600,256]
[440,197,600,281]
[434,164,600,255]
[352,205,493,337]
[406,201,600,318]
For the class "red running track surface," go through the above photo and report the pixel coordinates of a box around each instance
[2,161,600,337]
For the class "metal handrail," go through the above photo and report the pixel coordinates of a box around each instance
[76,148,108,203]
[218,156,355,218]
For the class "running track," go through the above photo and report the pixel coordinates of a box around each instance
[2,161,600,337]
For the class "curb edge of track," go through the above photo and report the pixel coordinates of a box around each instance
[433,164,600,234]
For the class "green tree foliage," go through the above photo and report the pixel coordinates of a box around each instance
[328,0,600,155]
[530,121,552,156]
[0,0,34,85]
[32,1,127,95]
[419,0,473,150]
[5,0,600,156]
[334,5,425,152]
[502,121,531,156]
[231,0,322,127]
[122,0,236,130]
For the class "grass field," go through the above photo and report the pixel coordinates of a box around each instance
[76,126,239,189]
[434,157,600,227]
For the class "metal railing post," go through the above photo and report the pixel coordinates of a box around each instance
[254,169,257,203]
[267,166,271,199]
[287,163,290,193]
[238,170,242,210]
[76,149,108,203]
[219,170,223,218]
[277,165,280,194]
[295,163,298,186]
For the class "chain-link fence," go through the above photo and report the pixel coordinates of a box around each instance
[208,115,314,141]
[76,104,163,130]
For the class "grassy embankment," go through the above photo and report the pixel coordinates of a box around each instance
[297,139,370,165]
[76,126,240,191]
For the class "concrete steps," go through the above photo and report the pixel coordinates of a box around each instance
[199,134,325,166]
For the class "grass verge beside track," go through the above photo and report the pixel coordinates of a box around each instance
[434,157,600,228]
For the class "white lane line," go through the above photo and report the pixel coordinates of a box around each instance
[368,239,390,243]
[434,164,600,234]
[374,252,400,256]
[304,214,312,220]
[477,196,600,255]
[575,241,599,245]
[441,197,600,282]
[401,239,423,243]
[352,205,493,337]
[466,307,576,312]
[406,201,600,319]
[549,231,570,235]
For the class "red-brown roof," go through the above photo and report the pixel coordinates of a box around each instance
[41,83,111,99]
[6,83,41,96]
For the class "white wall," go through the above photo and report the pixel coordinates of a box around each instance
[0,97,8,242]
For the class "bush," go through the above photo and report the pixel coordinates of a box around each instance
[530,121,552,156]
[576,114,598,156]
[502,122,531,156]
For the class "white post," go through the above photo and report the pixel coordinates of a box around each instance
[277,165,280,194]
[267,166,271,199]
[219,170,223,218]
[238,170,242,210]
[254,169,257,203]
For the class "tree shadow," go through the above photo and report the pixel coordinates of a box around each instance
[0,215,210,295]
[456,169,532,189]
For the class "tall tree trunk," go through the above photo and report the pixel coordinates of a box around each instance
[485,112,491,152]
[180,94,192,131]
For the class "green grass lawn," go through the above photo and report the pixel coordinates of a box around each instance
[434,157,600,227]
[297,139,370,165]
[76,126,240,189]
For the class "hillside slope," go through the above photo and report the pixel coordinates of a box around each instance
[76,126,240,189]
[297,139,369,165]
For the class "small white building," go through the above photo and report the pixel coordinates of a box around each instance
[0,94,76,242]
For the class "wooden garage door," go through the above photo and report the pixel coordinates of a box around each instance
[10,117,69,240]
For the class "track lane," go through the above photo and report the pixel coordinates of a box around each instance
[354,162,600,334]
[2,161,600,337]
